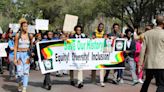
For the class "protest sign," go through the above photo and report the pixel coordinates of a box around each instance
[37,38,126,74]
[0,27,3,34]
[28,25,36,34]
[63,14,78,32]
[0,43,8,57]
[35,19,49,31]
[9,23,20,32]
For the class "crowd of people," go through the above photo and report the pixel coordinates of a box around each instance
[0,16,164,92]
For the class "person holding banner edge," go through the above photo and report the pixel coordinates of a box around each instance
[42,31,55,90]
[14,18,33,92]
[91,23,106,87]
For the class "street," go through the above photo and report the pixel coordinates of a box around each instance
[0,70,156,92]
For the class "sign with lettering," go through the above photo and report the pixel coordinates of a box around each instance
[37,38,126,74]
[0,43,8,57]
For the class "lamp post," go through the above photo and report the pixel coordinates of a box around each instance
[121,4,124,33]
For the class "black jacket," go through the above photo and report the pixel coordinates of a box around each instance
[126,39,136,58]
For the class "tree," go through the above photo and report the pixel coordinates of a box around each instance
[96,0,164,30]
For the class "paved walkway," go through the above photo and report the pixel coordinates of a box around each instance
[0,70,156,92]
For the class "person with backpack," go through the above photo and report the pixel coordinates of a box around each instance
[14,18,33,92]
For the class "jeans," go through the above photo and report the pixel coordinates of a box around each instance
[9,56,16,77]
[16,52,30,87]
[117,69,123,79]
[125,56,138,82]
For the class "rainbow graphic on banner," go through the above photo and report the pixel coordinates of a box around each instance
[41,43,64,59]
[115,51,125,63]
[96,51,125,68]
[41,47,53,59]
[41,39,74,59]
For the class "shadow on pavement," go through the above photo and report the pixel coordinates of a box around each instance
[2,84,17,92]
[1,75,15,83]
[29,81,43,88]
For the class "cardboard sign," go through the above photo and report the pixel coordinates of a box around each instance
[0,43,8,57]
[28,25,36,34]
[35,19,49,30]
[63,14,78,32]
[9,24,20,32]
[0,27,3,34]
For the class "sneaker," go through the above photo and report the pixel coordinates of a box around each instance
[22,87,26,92]
[100,82,105,87]
[132,81,139,86]
[112,80,119,85]
[119,79,124,84]
[18,82,22,92]
[47,85,52,90]
[78,83,84,88]
[70,81,75,86]
[138,79,144,84]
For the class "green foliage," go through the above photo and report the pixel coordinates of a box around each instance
[0,0,163,32]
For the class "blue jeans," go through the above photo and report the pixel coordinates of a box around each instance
[125,56,138,82]
[16,52,30,87]
[9,56,16,77]
[117,69,123,79]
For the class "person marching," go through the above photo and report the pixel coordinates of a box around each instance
[14,18,33,92]
[91,23,106,87]
[69,25,87,88]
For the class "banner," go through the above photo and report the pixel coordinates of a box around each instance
[63,14,78,32]
[0,43,8,57]
[37,38,126,74]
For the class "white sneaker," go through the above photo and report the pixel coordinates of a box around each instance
[119,79,124,84]
[100,82,105,87]
[18,82,22,92]
[22,87,26,92]
[138,79,144,84]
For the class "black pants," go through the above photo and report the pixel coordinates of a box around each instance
[154,69,164,92]
[104,70,110,81]
[104,70,121,80]
[44,73,51,86]
[140,69,154,92]
[141,69,164,92]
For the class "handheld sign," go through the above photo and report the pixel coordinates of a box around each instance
[28,25,36,34]
[0,43,8,57]
[9,24,20,32]
[35,19,49,31]
[0,27,3,34]
[63,14,78,32]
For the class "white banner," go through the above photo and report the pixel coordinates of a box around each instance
[37,38,126,74]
